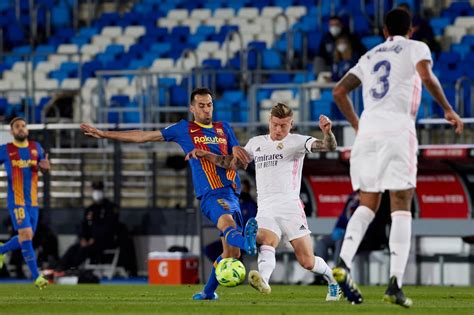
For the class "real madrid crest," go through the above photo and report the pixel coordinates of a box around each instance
[277,142,284,150]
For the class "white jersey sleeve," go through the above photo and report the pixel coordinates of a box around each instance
[301,135,318,154]
[410,41,432,67]
[244,138,255,160]
[348,54,368,81]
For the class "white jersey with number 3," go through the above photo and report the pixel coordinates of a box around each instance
[244,133,316,215]
[349,35,432,136]
[348,36,432,192]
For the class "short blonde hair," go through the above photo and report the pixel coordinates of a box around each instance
[270,103,293,119]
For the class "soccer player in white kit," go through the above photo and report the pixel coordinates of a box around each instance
[187,103,342,301]
[332,9,464,307]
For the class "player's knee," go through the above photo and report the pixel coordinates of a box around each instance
[217,214,236,231]
[298,255,314,270]
[18,229,33,242]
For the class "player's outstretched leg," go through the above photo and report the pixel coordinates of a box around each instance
[243,218,258,256]
[383,276,412,308]
[249,245,275,294]
[0,236,21,269]
[193,256,222,301]
[248,270,271,294]
[332,259,363,304]
[20,240,47,289]
[310,256,341,301]
[222,218,258,255]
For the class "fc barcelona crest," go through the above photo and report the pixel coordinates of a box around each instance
[31,149,38,157]
[216,128,224,136]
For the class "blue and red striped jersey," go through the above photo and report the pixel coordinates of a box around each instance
[0,141,45,208]
[161,120,241,198]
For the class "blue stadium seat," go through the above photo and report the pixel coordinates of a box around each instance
[71,36,89,47]
[429,17,451,36]
[6,24,25,47]
[79,27,99,38]
[170,85,188,106]
[196,25,216,37]
[105,44,125,56]
[216,70,238,91]
[82,61,102,80]
[461,35,474,47]
[150,43,171,55]
[262,49,283,69]
[361,35,383,50]
[0,97,9,116]
[96,53,116,66]
[49,70,68,83]
[451,43,470,59]
[110,95,130,107]
[352,14,371,36]
[51,6,71,28]
[311,100,332,120]
[202,59,222,69]
[269,73,292,83]
[222,90,245,103]
[439,51,460,64]
[124,102,141,124]
[12,45,32,54]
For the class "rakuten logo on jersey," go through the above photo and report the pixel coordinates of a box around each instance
[193,136,227,145]
[11,159,37,168]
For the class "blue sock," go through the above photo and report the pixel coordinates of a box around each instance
[20,240,40,280]
[223,226,246,251]
[203,256,223,296]
[0,236,21,254]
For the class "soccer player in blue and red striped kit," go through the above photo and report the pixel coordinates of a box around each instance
[0,117,51,288]
[81,88,257,300]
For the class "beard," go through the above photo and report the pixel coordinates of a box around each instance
[13,134,27,142]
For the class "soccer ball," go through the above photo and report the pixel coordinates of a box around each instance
[215,258,246,287]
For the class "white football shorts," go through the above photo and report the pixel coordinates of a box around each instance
[256,211,311,242]
[350,128,418,192]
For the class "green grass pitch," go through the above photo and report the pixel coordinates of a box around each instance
[0,284,472,315]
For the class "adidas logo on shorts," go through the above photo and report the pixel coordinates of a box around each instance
[299,225,306,230]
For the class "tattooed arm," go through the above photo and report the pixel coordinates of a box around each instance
[80,123,164,143]
[332,73,362,132]
[311,115,337,152]
[185,149,248,170]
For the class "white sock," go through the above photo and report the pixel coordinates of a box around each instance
[389,210,412,288]
[258,245,276,284]
[312,256,336,284]
[339,205,375,269]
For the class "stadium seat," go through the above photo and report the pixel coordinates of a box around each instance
[361,35,383,50]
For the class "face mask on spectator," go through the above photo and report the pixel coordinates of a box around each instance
[329,25,341,37]
[92,190,104,202]
[337,43,348,53]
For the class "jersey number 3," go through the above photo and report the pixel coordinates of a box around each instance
[370,60,391,100]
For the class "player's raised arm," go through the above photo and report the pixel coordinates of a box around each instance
[416,60,464,134]
[39,153,51,172]
[80,123,164,143]
[311,115,337,152]
[185,148,248,170]
[332,73,362,132]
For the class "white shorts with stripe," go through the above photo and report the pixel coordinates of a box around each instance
[256,208,311,243]
[350,128,418,192]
